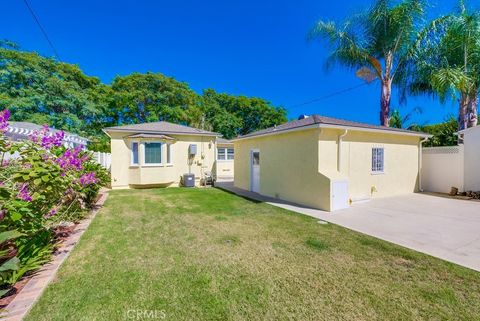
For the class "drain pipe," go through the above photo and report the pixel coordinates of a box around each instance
[418,136,430,192]
[337,129,348,172]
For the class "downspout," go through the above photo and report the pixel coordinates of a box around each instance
[418,136,430,192]
[337,130,348,172]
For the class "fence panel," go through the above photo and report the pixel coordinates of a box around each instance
[422,146,464,193]
[92,152,111,170]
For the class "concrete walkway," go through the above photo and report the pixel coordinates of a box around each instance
[217,182,480,272]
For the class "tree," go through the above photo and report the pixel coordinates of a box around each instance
[110,72,201,125]
[0,45,287,145]
[388,107,422,128]
[309,0,426,126]
[411,0,480,131]
[411,117,458,147]
[0,45,109,137]
[201,89,287,138]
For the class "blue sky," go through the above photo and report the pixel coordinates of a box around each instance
[2,0,466,125]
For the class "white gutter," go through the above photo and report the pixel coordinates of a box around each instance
[418,136,430,192]
[319,124,432,138]
[337,129,348,172]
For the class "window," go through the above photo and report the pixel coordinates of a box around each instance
[227,148,234,160]
[372,147,384,173]
[217,148,226,160]
[131,142,139,165]
[252,151,260,165]
[144,142,162,164]
[166,144,172,164]
[217,147,234,161]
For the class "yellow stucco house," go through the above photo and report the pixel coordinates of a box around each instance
[233,115,431,211]
[104,121,233,189]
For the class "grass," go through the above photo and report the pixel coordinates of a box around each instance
[26,188,480,321]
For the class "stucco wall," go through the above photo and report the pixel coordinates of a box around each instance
[464,127,480,191]
[325,129,421,200]
[422,146,464,193]
[234,128,332,210]
[234,127,421,211]
[109,131,215,188]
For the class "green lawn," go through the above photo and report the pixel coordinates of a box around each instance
[26,188,480,321]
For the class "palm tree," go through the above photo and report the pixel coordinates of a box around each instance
[412,0,480,131]
[388,107,423,129]
[309,0,426,126]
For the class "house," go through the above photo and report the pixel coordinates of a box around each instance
[215,138,234,180]
[103,122,221,189]
[232,115,431,211]
[5,121,89,149]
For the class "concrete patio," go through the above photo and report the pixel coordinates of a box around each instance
[216,182,480,272]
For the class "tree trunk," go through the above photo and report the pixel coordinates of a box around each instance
[458,93,469,132]
[467,90,478,128]
[457,93,469,144]
[380,79,392,127]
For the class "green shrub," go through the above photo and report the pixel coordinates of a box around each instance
[0,108,108,295]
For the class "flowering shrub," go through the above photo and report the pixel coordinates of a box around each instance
[0,109,109,296]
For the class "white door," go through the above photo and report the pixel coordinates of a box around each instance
[250,150,260,193]
[331,180,349,211]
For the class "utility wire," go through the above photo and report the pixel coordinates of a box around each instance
[22,0,60,59]
[288,79,377,110]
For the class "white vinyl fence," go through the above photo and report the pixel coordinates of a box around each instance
[92,152,111,170]
[421,145,464,193]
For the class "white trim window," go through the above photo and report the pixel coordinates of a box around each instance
[227,148,234,160]
[217,147,234,161]
[372,147,385,173]
[144,142,162,165]
[131,142,139,166]
[166,143,172,164]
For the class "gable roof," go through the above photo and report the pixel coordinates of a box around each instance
[233,115,431,140]
[103,121,219,137]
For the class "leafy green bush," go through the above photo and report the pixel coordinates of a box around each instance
[0,109,109,296]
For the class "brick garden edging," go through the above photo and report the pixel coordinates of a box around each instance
[1,190,109,321]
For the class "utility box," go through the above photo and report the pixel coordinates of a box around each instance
[188,144,197,156]
[183,173,195,187]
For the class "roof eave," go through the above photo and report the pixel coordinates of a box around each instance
[318,124,432,138]
[232,123,432,141]
[103,128,220,137]
[231,124,321,142]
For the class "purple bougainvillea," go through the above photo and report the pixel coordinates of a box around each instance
[30,124,65,149]
[56,146,88,171]
[77,172,97,186]
[43,208,58,219]
[0,109,10,134]
[17,183,33,202]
